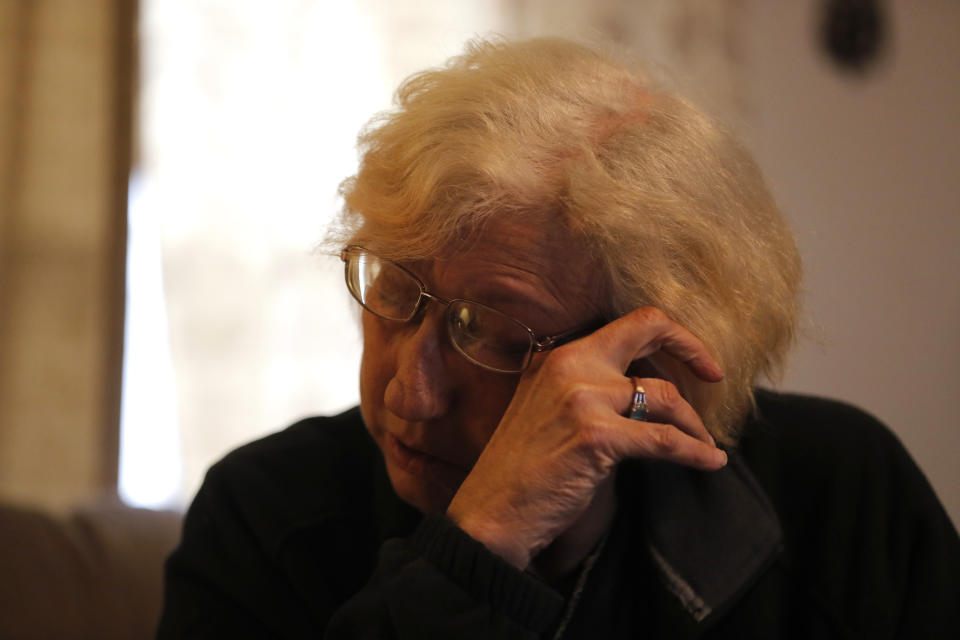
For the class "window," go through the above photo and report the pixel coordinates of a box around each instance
[121,0,506,508]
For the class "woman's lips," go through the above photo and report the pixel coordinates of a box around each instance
[385,432,468,490]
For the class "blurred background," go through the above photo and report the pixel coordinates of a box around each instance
[1,0,957,551]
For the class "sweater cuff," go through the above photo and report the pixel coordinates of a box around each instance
[411,513,564,632]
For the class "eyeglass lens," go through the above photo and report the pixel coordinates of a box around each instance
[347,253,421,321]
[344,251,534,372]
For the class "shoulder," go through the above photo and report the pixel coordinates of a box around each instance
[210,406,374,488]
[163,409,412,634]
[737,389,930,532]
[739,389,913,490]
[749,388,895,445]
[735,390,960,630]
[194,407,380,552]
[738,388,940,513]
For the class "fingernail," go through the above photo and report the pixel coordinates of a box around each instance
[715,449,727,466]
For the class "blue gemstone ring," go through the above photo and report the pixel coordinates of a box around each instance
[628,378,648,421]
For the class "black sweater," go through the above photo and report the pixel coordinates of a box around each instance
[157,390,960,638]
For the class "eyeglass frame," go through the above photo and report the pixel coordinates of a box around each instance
[340,245,596,373]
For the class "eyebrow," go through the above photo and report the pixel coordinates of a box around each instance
[409,259,579,331]
[459,282,564,328]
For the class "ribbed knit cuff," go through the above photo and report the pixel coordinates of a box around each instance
[411,513,564,633]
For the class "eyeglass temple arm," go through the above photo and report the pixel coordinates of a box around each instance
[531,321,605,353]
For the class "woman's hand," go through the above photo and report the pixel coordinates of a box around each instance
[445,307,726,572]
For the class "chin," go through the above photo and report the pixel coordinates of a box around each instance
[385,463,457,514]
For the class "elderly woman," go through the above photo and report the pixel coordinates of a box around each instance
[158,38,959,638]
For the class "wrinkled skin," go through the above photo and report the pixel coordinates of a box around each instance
[359,219,726,577]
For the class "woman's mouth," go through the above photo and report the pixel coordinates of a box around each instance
[385,433,467,490]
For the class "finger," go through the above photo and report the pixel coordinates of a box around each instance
[593,307,723,381]
[611,417,728,471]
[623,377,715,447]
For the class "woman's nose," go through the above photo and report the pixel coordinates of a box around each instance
[383,311,453,421]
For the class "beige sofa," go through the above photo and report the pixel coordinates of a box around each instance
[0,500,182,640]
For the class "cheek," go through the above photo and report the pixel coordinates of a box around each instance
[461,374,521,445]
[359,315,393,424]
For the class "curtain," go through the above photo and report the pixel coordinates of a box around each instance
[0,0,135,512]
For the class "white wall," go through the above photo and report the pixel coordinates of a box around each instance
[736,2,960,529]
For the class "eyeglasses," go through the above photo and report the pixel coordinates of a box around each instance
[341,246,593,373]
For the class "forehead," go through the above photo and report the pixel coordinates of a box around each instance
[426,217,608,329]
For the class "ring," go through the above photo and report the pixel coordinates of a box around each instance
[628,378,647,421]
